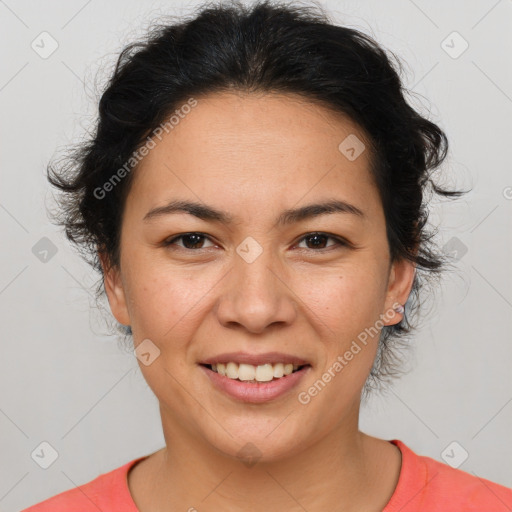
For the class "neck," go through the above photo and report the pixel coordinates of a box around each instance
[129,404,401,512]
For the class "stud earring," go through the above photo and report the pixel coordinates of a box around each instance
[393,303,404,314]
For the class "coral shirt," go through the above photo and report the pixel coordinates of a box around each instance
[21,439,512,511]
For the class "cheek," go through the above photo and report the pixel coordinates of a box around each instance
[125,259,221,343]
[297,262,387,334]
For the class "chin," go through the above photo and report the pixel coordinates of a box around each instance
[199,419,309,465]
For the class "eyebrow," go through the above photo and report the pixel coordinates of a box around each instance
[143,199,365,225]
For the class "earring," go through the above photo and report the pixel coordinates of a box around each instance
[393,303,404,314]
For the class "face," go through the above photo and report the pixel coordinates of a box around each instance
[102,91,415,463]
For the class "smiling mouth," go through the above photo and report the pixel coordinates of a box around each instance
[200,362,310,383]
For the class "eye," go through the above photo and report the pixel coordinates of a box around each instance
[162,231,349,252]
[295,232,348,251]
[163,232,216,250]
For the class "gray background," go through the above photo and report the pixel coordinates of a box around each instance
[1,0,511,509]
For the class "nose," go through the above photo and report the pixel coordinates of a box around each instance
[215,244,297,334]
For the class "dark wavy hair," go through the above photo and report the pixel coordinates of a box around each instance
[46,0,466,400]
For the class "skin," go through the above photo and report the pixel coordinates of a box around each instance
[101,91,416,511]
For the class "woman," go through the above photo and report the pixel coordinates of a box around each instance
[22,1,512,510]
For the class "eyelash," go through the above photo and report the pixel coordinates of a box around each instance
[162,232,349,253]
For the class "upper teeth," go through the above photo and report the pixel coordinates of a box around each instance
[211,362,301,382]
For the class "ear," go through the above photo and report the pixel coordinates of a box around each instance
[382,257,416,326]
[99,251,131,327]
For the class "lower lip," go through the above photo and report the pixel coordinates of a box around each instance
[199,364,311,404]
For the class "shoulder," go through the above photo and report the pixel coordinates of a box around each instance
[20,456,146,512]
[385,439,512,512]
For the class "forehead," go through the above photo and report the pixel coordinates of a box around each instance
[127,91,379,219]
[143,90,369,157]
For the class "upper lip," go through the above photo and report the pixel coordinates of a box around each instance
[200,351,310,366]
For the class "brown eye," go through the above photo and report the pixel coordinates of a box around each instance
[164,233,215,250]
[296,232,347,251]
